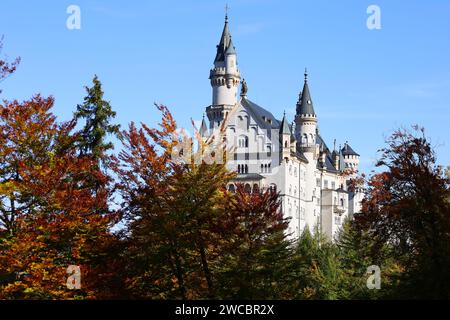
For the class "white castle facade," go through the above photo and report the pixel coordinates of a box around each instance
[198,16,363,240]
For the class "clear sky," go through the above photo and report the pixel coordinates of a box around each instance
[1,0,449,174]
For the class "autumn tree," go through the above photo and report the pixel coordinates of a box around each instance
[0,96,118,299]
[215,185,293,299]
[0,36,20,94]
[115,105,235,299]
[355,126,450,299]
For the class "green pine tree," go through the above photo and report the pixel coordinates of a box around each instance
[74,75,120,168]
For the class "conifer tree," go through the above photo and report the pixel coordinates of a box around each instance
[74,75,120,168]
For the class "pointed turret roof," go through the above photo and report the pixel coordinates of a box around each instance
[200,115,208,137]
[214,15,232,62]
[279,112,291,135]
[296,69,316,116]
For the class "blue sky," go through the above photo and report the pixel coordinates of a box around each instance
[1,0,449,173]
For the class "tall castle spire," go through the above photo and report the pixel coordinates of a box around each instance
[207,13,241,129]
[296,68,316,116]
[295,68,317,149]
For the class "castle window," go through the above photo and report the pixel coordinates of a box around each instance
[237,164,241,173]
[331,181,336,189]
[294,167,297,177]
[340,198,344,207]
[302,134,308,145]
[245,164,248,174]
[267,145,272,157]
[238,136,248,148]
[244,183,251,193]
[228,184,236,193]
[253,184,259,193]
[261,164,264,173]
[284,140,288,148]
[316,178,320,187]
[264,164,268,173]
[324,180,329,189]
[268,163,271,173]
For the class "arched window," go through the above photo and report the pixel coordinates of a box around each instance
[260,164,264,173]
[244,183,252,193]
[340,198,344,207]
[268,163,271,173]
[245,164,248,174]
[239,136,248,148]
[303,134,308,145]
[284,140,288,148]
[228,184,236,193]
[253,184,259,193]
[264,164,268,173]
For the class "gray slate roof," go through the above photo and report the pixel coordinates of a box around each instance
[235,173,265,181]
[200,117,208,137]
[341,143,359,156]
[296,76,316,116]
[240,97,280,130]
[279,113,291,135]
[214,18,232,63]
[316,135,338,173]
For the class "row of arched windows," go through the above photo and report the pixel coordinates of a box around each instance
[227,183,277,194]
[237,164,249,174]
[260,163,271,173]
[301,133,315,146]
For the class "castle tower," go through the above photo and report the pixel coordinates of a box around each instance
[206,14,241,129]
[295,69,317,151]
[341,142,360,172]
[295,69,319,228]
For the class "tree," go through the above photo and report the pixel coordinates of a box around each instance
[355,126,450,299]
[73,75,120,168]
[115,104,235,299]
[0,95,118,299]
[215,185,293,299]
[0,36,20,94]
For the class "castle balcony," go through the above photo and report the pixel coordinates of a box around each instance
[333,205,346,214]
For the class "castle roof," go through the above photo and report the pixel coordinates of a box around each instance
[296,70,316,116]
[199,115,208,137]
[214,16,232,63]
[316,135,339,173]
[341,143,359,156]
[240,96,280,130]
[279,112,291,135]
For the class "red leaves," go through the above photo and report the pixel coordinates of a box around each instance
[0,95,117,299]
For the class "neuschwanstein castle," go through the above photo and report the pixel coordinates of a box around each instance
[196,15,363,240]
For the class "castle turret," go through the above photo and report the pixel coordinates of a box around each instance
[206,14,241,129]
[295,69,317,151]
[279,111,291,163]
[341,142,360,172]
[199,114,209,139]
